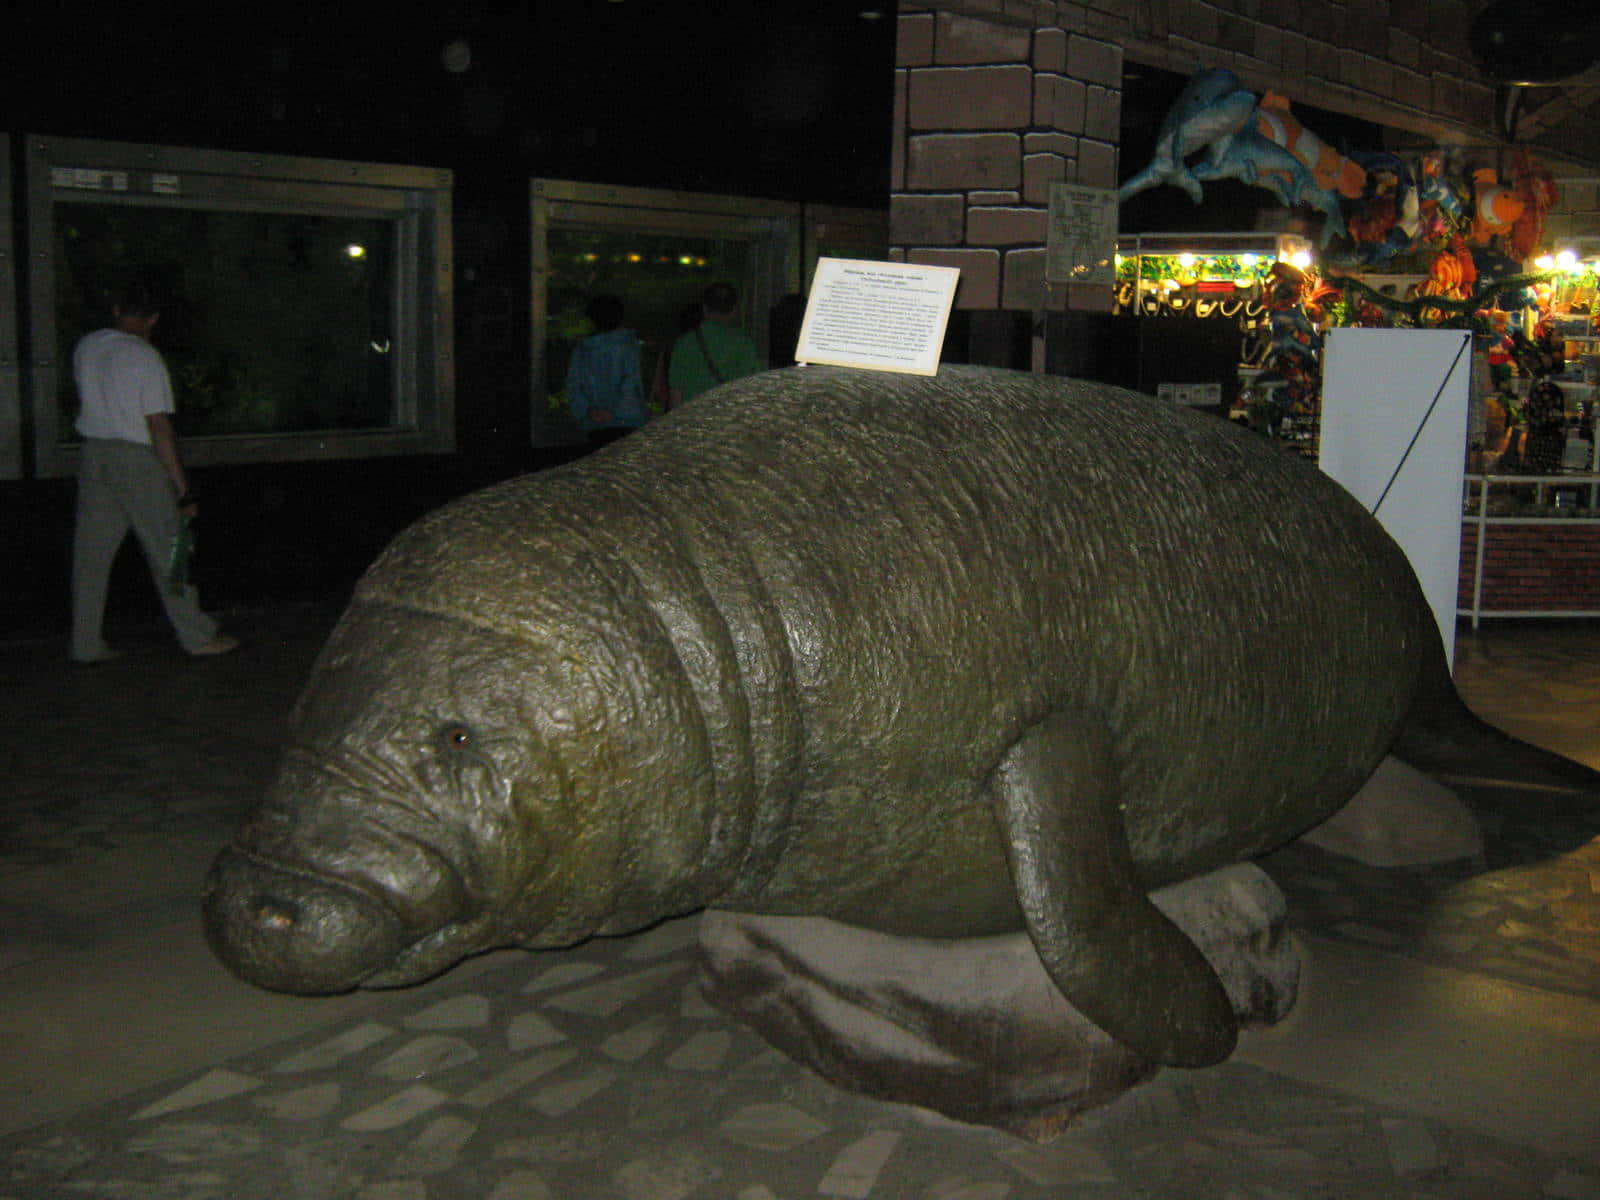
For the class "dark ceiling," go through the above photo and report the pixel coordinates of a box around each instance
[3,2,899,207]
[9,3,1595,209]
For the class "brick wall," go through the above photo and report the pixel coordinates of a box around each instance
[893,9,1125,313]
[1459,523,1600,614]
[893,1,1504,316]
[1548,180,1600,253]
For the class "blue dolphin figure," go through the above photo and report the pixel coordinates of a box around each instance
[1119,68,1259,205]
[1192,129,1347,246]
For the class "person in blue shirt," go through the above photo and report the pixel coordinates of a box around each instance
[566,294,648,447]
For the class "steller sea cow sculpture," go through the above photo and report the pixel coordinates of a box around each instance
[204,365,1597,1105]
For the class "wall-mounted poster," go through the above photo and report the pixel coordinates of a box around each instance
[794,258,959,376]
[1046,183,1118,286]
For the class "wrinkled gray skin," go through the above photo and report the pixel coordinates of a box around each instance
[204,364,1596,1069]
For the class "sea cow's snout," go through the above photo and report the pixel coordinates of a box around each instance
[203,847,410,994]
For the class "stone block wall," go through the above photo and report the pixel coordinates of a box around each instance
[893,1,1505,316]
[1549,180,1600,253]
[893,9,1124,313]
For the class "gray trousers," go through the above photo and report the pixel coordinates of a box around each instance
[71,438,219,659]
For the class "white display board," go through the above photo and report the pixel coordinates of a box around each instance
[794,258,959,376]
[1320,329,1472,666]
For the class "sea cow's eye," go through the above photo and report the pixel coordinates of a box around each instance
[438,723,475,752]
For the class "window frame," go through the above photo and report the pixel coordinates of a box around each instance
[531,179,885,446]
[1,133,19,479]
[25,135,455,477]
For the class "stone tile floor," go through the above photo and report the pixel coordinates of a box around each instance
[4,924,1590,1200]
[1,606,1598,1199]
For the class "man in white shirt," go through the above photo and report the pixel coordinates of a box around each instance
[70,284,238,662]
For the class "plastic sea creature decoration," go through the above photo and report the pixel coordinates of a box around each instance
[1417,151,1469,239]
[1507,151,1558,263]
[1344,152,1420,266]
[1471,168,1526,245]
[1253,93,1367,199]
[1119,69,1356,247]
[1191,129,1348,247]
[1122,67,1563,269]
[1117,68,1259,205]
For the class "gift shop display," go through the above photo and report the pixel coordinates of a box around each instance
[1119,66,1600,622]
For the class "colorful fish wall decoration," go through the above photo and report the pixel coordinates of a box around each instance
[1120,68,1559,268]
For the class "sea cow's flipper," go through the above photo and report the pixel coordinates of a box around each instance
[989,710,1238,1068]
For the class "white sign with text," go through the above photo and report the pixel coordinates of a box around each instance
[794,258,960,376]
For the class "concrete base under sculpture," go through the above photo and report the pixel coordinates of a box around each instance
[1298,755,1485,867]
[697,863,1297,1141]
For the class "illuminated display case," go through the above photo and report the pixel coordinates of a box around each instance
[1114,232,1315,321]
[1105,232,1319,439]
[24,136,456,477]
[529,179,886,446]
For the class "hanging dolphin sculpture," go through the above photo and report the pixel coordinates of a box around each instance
[1118,67,1259,205]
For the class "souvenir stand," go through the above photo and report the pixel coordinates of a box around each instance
[1114,232,1320,453]
[1118,66,1600,625]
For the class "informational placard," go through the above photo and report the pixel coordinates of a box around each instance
[1320,329,1472,666]
[1045,182,1118,285]
[51,166,128,192]
[794,258,960,376]
[1157,381,1222,406]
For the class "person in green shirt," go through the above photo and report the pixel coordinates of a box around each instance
[668,281,763,406]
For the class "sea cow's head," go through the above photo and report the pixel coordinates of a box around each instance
[203,480,734,994]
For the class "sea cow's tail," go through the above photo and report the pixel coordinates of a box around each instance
[1390,636,1600,794]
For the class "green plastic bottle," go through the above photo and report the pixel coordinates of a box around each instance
[168,515,195,595]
